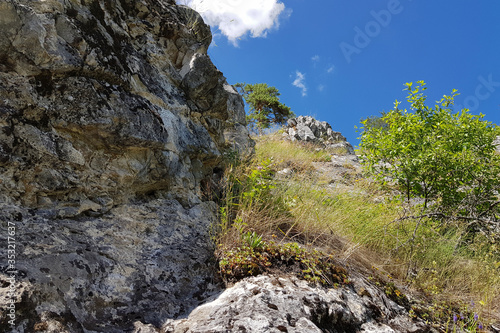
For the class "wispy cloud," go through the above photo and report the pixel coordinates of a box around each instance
[311,55,320,62]
[178,0,287,45]
[318,84,325,92]
[293,71,307,97]
[327,65,335,74]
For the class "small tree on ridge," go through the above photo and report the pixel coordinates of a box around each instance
[236,83,295,133]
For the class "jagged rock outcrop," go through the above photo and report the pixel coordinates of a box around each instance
[0,0,252,331]
[285,116,355,154]
[163,275,431,333]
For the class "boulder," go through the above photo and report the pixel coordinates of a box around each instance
[285,116,355,154]
[162,275,432,333]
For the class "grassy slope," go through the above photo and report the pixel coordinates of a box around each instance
[215,133,500,331]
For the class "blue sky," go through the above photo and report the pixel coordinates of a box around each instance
[178,0,500,146]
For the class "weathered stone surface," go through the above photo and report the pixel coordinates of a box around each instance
[162,275,432,333]
[1,200,220,331]
[284,116,355,154]
[0,0,253,207]
[0,0,252,331]
[223,83,256,155]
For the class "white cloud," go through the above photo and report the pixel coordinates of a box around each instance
[318,84,325,92]
[327,65,335,74]
[178,0,287,45]
[311,55,320,62]
[293,71,307,97]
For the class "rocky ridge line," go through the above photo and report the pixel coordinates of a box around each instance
[285,116,355,155]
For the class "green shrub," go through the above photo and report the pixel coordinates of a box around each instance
[359,81,500,221]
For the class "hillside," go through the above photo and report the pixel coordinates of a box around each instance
[167,117,500,332]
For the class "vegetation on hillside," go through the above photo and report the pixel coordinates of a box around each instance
[235,83,295,133]
[211,82,500,332]
[360,81,500,218]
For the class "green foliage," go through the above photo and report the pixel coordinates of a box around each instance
[218,240,349,286]
[235,83,295,133]
[359,112,388,134]
[242,231,264,249]
[241,158,276,207]
[215,157,286,238]
[359,81,500,217]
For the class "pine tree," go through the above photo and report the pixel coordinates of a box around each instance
[236,83,294,133]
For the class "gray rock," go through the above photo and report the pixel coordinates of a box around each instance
[0,200,221,332]
[162,275,431,333]
[223,83,255,155]
[331,155,360,168]
[285,116,355,154]
[0,0,255,208]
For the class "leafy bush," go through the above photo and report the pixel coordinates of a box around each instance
[359,81,500,220]
[240,158,276,208]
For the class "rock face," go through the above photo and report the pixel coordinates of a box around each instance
[0,0,253,208]
[163,275,431,333]
[285,116,355,154]
[1,201,221,332]
[0,0,252,331]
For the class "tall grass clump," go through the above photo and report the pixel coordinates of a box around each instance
[213,146,349,286]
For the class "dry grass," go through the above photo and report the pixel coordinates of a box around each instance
[255,134,333,169]
[215,133,500,328]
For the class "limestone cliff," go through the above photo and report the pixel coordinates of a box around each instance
[0,0,251,331]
